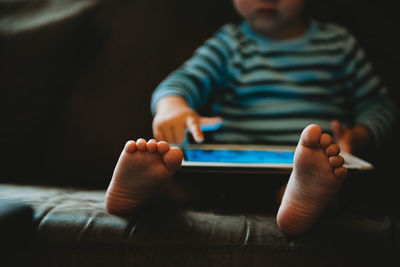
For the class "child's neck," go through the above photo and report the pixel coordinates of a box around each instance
[253,18,309,41]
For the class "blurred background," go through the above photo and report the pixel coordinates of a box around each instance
[1,0,399,192]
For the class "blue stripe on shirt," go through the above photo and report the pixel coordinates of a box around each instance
[151,19,396,146]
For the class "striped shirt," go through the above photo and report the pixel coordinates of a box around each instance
[151,20,396,146]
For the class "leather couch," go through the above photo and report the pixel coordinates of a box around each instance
[1,0,399,266]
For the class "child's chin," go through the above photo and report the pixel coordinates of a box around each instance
[251,18,280,32]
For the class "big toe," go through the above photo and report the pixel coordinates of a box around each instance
[163,147,183,171]
[299,124,322,148]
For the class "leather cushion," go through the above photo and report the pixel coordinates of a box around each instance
[0,184,394,267]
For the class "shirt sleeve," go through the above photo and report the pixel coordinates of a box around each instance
[151,26,233,114]
[344,33,397,148]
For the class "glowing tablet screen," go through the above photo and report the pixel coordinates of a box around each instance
[184,149,294,164]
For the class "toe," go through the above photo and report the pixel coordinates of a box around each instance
[329,155,344,168]
[136,138,147,151]
[125,140,137,153]
[157,141,170,154]
[334,166,347,178]
[320,133,332,148]
[163,147,183,171]
[325,144,340,156]
[147,139,158,152]
[299,124,322,148]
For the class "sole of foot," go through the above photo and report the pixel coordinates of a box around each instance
[277,124,347,235]
[105,139,183,214]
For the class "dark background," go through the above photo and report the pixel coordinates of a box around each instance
[1,0,399,201]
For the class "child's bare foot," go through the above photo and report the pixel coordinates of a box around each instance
[105,139,183,215]
[277,124,347,235]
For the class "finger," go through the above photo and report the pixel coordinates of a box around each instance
[161,126,174,143]
[173,124,186,145]
[330,119,344,141]
[199,116,223,132]
[186,116,204,143]
[169,125,181,144]
[153,126,164,142]
[199,116,223,125]
[168,123,185,144]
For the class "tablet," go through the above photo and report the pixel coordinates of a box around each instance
[181,144,373,174]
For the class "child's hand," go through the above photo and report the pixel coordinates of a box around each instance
[153,96,222,145]
[153,105,203,144]
[330,120,372,156]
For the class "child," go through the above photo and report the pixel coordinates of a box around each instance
[105,0,396,235]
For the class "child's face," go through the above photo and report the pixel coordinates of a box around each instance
[233,0,306,38]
